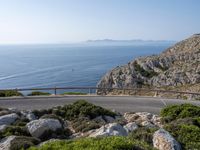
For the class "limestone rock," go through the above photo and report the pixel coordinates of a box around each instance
[26,119,62,139]
[123,112,162,127]
[123,122,138,133]
[89,123,128,137]
[153,129,181,150]
[0,113,19,126]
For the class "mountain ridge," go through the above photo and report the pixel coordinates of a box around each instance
[96,34,200,99]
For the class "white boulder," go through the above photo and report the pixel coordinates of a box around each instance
[123,122,138,133]
[26,119,62,138]
[0,113,19,126]
[153,129,181,150]
[89,123,128,137]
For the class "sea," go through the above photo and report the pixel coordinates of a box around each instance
[0,43,173,94]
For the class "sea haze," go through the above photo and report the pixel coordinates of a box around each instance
[0,43,174,93]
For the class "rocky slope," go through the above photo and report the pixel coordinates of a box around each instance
[97,34,200,98]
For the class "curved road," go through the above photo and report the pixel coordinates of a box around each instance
[0,96,199,114]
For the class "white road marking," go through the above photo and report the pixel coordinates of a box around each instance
[160,99,167,106]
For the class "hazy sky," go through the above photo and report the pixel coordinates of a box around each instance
[0,0,200,44]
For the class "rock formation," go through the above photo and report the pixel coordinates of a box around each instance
[97,34,200,99]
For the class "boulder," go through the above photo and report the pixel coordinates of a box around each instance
[123,122,138,133]
[0,113,19,126]
[21,111,36,121]
[0,125,8,132]
[103,116,115,123]
[89,123,128,137]
[153,129,181,150]
[0,136,40,150]
[26,119,62,139]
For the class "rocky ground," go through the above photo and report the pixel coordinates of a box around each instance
[0,100,199,150]
[97,34,200,100]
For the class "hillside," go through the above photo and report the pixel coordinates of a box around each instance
[97,34,200,99]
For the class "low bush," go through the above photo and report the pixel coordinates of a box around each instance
[10,136,40,150]
[129,127,158,145]
[28,91,51,96]
[0,126,30,138]
[71,117,102,133]
[0,90,23,97]
[28,136,155,150]
[53,100,116,120]
[164,124,200,150]
[160,103,200,121]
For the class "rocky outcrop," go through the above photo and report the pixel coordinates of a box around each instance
[0,113,19,126]
[97,34,200,98]
[26,119,62,139]
[153,129,181,150]
[123,112,162,128]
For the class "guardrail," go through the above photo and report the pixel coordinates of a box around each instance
[0,86,200,97]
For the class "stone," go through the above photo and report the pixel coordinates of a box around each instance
[21,110,37,121]
[153,129,181,150]
[89,123,128,137]
[123,112,162,127]
[26,119,62,139]
[103,116,115,123]
[123,122,138,133]
[0,113,19,126]
[0,125,8,132]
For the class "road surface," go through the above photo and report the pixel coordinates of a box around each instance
[0,96,199,114]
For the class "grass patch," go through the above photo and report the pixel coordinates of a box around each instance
[28,91,51,96]
[28,136,155,150]
[62,92,87,95]
[0,90,23,97]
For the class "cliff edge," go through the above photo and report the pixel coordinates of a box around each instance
[97,34,200,98]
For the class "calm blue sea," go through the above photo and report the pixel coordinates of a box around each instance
[0,44,172,93]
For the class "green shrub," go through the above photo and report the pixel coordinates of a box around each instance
[164,124,200,150]
[53,100,116,120]
[71,117,102,133]
[0,126,30,138]
[10,136,40,150]
[0,90,23,97]
[28,91,50,96]
[129,127,158,145]
[133,62,158,78]
[62,92,87,95]
[32,109,51,118]
[160,104,200,121]
[28,136,155,150]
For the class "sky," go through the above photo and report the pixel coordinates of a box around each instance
[0,0,200,44]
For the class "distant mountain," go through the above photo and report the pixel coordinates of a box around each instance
[85,39,175,46]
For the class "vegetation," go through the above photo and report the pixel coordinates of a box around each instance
[28,136,155,150]
[129,127,158,145]
[0,90,23,97]
[62,92,87,95]
[161,104,200,150]
[133,61,158,78]
[10,136,40,150]
[160,103,200,121]
[28,91,51,96]
[51,100,116,120]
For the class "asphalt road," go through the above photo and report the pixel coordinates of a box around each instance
[0,96,199,114]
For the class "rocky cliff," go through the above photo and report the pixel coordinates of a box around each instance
[97,34,200,98]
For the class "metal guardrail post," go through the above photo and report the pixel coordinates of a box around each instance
[54,87,57,95]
